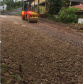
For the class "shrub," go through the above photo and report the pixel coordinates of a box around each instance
[57,7,80,23]
[46,14,56,20]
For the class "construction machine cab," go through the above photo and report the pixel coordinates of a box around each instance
[22,0,31,11]
[24,3,28,11]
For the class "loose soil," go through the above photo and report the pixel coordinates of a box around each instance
[1,15,83,84]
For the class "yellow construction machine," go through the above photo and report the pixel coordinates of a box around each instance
[22,0,38,23]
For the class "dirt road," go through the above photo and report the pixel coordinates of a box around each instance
[1,15,83,84]
[1,15,83,49]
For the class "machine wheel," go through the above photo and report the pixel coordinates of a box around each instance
[22,15,25,20]
[28,17,38,23]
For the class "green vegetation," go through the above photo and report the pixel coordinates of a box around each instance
[46,0,80,23]
[46,14,56,20]
[47,0,62,14]
[56,7,80,23]
[47,7,80,23]
[12,74,21,81]
[2,64,9,72]
[15,13,22,16]
[47,0,69,15]
[6,1,22,10]
[1,78,6,83]
[0,1,4,5]
[0,0,22,10]
[62,0,69,7]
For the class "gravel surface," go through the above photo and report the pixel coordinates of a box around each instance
[1,15,83,49]
[1,15,83,84]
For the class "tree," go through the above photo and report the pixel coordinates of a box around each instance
[62,0,69,7]
[0,1,4,5]
[47,0,62,15]
[6,0,22,10]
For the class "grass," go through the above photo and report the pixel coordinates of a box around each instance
[15,13,21,16]
[1,78,6,83]
[2,64,9,72]
[12,74,21,81]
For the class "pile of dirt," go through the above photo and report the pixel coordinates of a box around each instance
[1,20,83,84]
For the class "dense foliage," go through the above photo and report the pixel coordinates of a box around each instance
[56,7,80,23]
[6,1,22,10]
[47,0,62,14]
[62,0,69,7]
[0,0,22,10]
